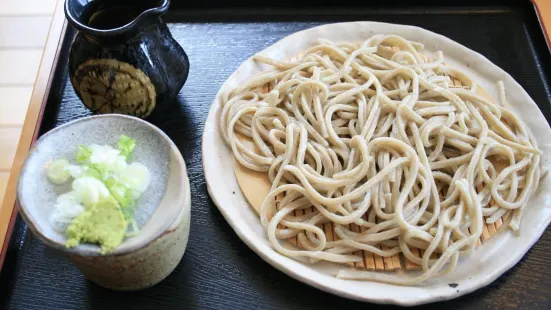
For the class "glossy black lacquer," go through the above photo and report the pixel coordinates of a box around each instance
[2,2,551,310]
[65,0,189,119]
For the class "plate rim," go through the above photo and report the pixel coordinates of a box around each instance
[202,21,551,306]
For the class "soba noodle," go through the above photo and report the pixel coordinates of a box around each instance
[219,34,543,285]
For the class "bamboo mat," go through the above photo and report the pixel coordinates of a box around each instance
[232,48,507,272]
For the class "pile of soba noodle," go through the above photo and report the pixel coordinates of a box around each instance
[219,34,543,285]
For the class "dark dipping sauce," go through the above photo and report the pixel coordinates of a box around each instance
[87,6,141,30]
[80,0,164,30]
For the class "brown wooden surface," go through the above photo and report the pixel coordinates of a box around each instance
[533,0,551,50]
[0,1,57,224]
[0,0,66,269]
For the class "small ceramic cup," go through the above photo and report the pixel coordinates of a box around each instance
[17,114,191,291]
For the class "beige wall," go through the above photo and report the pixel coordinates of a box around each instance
[0,0,57,204]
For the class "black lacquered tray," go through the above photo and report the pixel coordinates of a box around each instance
[2,1,551,309]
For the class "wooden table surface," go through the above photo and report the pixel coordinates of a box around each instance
[0,0,57,210]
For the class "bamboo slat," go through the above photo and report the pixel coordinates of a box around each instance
[235,48,508,272]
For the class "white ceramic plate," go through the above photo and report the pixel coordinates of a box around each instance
[202,22,551,305]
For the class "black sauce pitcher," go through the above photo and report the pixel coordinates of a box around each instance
[65,0,189,119]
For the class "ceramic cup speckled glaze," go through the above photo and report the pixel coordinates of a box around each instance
[17,114,191,291]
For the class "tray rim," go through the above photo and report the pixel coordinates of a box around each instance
[532,0,551,52]
[1,0,550,291]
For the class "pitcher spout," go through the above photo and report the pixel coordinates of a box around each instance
[65,0,169,36]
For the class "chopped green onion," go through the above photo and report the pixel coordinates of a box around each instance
[65,164,88,179]
[105,178,137,219]
[75,145,92,163]
[125,218,140,237]
[72,176,110,207]
[47,159,71,184]
[89,163,109,181]
[120,162,151,193]
[82,165,102,180]
[48,134,149,251]
[118,135,136,159]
